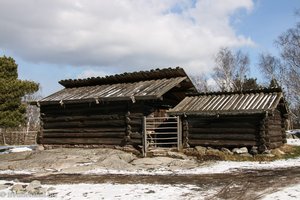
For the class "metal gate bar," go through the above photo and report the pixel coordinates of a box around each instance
[143,116,181,157]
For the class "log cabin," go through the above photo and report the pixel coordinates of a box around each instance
[35,67,196,146]
[168,88,289,153]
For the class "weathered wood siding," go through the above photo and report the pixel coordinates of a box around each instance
[264,110,286,149]
[185,109,286,150]
[39,101,148,145]
[186,115,262,148]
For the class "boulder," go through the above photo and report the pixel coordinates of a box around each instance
[195,146,207,155]
[221,148,233,155]
[37,145,45,151]
[232,147,248,154]
[0,184,10,191]
[117,153,136,163]
[206,148,221,155]
[27,180,41,189]
[250,146,258,155]
[26,180,42,194]
[47,187,57,197]
[11,184,26,194]
[167,151,188,160]
[240,153,253,157]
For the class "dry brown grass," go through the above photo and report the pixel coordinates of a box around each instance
[183,144,300,162]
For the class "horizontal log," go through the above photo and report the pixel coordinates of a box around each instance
[268,142,284,149]
[268,136,284,143]
[189,127,256,134]
[41,107,128,117]
[129,138,142,144]
[189,133,256,140]
[266,121,283,126]
[130,132,142,139]
[188,122,259,129]
[129,126,142,132]
[189,139,257,147]
[41,137,123,145]
[43,128,126,133]
[267,130,284,137]
[128,119,143,126]
[43,120,126,129]
[43,132,125,138]
[268,124,282,130]
[42,114,123,122]
[188,115,260,121]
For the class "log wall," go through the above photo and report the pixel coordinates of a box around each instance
[186,115,262,148]
[264,110,286,149]
[186,109,286,150]
[39,101,148,146]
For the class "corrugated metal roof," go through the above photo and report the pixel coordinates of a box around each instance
[168,90,285,115]
[40,77,187,104]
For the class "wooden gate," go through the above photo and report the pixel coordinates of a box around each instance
[143,116,182,156]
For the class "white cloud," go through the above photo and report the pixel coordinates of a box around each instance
[0,0,254,74]
[77,69,110,79]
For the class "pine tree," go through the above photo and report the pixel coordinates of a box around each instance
[0,56,39,144]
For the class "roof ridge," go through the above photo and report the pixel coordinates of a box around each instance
[189,87,283,96]
[59,67,187,88]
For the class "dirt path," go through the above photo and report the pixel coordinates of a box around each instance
[1,167,300,199]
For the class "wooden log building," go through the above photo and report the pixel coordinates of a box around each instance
[168,88,289,152]
[35,67,289,152]
[35,67,196,146]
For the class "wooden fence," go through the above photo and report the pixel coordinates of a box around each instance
[0,129,38,145]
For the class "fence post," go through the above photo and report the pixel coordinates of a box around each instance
[177,116,182,151]
[142,116,147,157]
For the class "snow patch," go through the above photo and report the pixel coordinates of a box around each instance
[0,170,35,175]
[262,183,300,200]
[82,157,300,176]
[287,138,300,146]
[8,147,32,153]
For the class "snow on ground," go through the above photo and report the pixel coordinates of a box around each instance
[0,145,36,154]
[1,140,300,199]
[262,183,300,200]
[287,138,300,146]
[1,181,300,200]
[0,180,217,200]
[82,156,300,176]
[8,147,32,153]
[0,170,36,175]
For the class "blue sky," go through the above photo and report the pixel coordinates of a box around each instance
[0,0,299,96]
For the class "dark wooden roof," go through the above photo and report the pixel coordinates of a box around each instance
[168,88,289,116]
[38,67,196,105]
[59,67,188,88]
